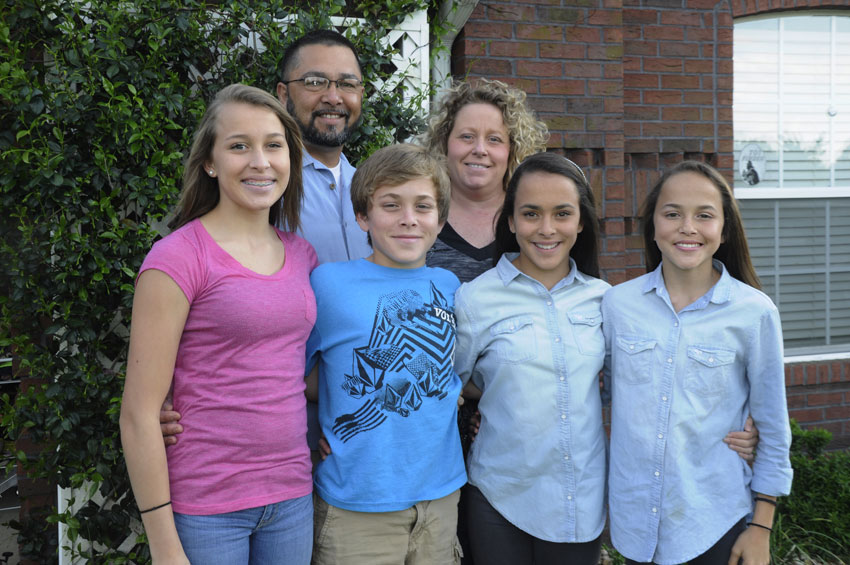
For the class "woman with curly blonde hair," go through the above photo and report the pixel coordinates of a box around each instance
[422,79,548,283]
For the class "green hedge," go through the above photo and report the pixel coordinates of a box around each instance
[0,0,436,561]
[772,421,850,564]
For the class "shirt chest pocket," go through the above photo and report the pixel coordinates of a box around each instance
[685,346,735,397]
[615,335,656,384]
[489,315,537,364]
[567,310,604,356]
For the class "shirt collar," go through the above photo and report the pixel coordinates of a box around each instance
[642,259,733,306]
[496,253,589,290]
[302,149,351,171]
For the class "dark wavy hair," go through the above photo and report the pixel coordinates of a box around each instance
[168,84,303,231]
[640,160,761,289]
[494,152,600,278]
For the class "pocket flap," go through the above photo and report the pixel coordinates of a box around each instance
[616,335,656,354]
[568,310,602,326]
[490,315,533,336]
[687,346,735,367]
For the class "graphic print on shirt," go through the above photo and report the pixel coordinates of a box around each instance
[333,282,456,442]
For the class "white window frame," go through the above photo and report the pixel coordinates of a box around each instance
[734,12,850,200]
[734,12,850,356]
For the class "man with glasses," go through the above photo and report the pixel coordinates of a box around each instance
[276,29,372,264]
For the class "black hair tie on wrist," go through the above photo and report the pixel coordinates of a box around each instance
[139,500,172,514]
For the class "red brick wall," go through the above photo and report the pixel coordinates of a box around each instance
[453,0,850,448]
[786,360,850,449]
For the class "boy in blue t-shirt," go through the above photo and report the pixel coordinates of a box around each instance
[305,143,466,564]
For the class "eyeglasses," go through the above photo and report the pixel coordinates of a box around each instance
[283,76,362,93]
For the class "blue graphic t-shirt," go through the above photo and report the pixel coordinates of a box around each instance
[306,259,467,512]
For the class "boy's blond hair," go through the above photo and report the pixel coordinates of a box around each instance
[351,143,451,224]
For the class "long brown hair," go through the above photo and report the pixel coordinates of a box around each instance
[168,83,303,231]
[640,160,761,289]
[494,152,600,278]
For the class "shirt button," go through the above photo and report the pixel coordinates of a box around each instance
[564,454,570,461]
[654,471,660,477]
[629,345,635,350]
[555,337,561,343]
[674,322,679,327]
[652,507,658,513]
[560,376,565,381]
[561,414,567,420]
[662,396,667,401]
[667,358,673,364]
[657,433,663,439]
[329,183,336,190]
[708,357,715,363]
[547,301,552,306]
[567,495,572,500]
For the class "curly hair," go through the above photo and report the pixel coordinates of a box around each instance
[421,79,548,190]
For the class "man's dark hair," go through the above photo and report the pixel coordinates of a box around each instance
[281,29,362,80]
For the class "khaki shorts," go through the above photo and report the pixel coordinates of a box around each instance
[312,489,463,565]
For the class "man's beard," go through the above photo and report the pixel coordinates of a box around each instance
[287,99,361,148]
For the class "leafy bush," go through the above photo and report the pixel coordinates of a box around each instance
[0,0,434,561]
[771,420,850,564]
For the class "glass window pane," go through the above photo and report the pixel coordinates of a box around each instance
[734,14,850,190]
[735,14,850,351]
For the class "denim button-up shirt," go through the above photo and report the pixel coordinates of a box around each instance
[297,151,371,265]
[455,254,610,543]
[602,261,793,564]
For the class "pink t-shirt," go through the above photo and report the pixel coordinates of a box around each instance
[139,219,317,515]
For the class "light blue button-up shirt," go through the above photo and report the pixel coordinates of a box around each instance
[296,151,371,265]
[602,261,793,564]
[454,254,610,543]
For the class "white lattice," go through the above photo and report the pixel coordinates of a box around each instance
[352,10,430,113]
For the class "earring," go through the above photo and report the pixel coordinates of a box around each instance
[208,169,215,176]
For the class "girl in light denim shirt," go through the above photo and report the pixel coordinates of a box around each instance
[603,161,793,565]
[454,153,609,564]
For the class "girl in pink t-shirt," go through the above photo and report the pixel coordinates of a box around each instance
[120,84,317,564]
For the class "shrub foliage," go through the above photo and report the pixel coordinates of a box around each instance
[772,421,850,564]
[0,0,434,560]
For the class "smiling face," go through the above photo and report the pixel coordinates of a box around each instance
[445,103,510,198]
[356,177,443,269]
[653,171,725,280]
[508,171,583,289]
[276,43,363,152]
[204,102,290,216]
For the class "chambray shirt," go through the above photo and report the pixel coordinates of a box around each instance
[296,151,371,265]
[602,261,793,564]
[454,254,610,543]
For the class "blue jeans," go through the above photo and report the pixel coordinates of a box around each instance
[173,494,312,565]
